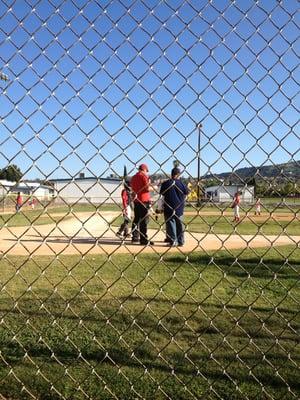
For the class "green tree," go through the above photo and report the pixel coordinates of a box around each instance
[246,177,256,196]
[282,182,295,197]
[0,164,22,182]
[255,180,268,197]
[205,178,222,188]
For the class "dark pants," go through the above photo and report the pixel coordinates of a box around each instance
[132,202,150,243]
[165,212,184,246]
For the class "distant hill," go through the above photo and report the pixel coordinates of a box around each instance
[204,160,300,182]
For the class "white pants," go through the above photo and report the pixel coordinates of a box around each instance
[124,205,132,220]
[234,205,240,218]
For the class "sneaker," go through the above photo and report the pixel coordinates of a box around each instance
[166,242,176,247]
[131,239,140,244]
[116,232,123,238]
[164,238,172,243]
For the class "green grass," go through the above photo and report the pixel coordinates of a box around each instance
[184,214,300,236]
[112,212,300,236]
[2,200,298,233]
[0,207,63,228]
[0,246,299,399]
[191,202,300,214]
[0,203,121,227]
[3,207,299,236]
[0,210,73,227]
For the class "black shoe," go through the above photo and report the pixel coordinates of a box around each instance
[131,239,139,244]
[164,238,172,243]
[140,241,154,246]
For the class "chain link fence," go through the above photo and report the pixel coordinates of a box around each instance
[0,0,299,399]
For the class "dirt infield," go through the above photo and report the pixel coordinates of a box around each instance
[0,211,299,256]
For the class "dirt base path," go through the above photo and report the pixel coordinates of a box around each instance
[0,212,298,256]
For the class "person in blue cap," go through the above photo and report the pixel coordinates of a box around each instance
[160,167,188,247]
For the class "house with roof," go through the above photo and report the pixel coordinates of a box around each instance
[204,185,254,203]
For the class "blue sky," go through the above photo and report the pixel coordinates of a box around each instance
[0,0,299,180]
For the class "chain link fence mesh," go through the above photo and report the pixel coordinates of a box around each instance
[0,0,299,399]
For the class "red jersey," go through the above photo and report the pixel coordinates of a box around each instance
[130,171,151,203]
[121,189,130,208]
[16,195,22,205]
[233,195,240,206]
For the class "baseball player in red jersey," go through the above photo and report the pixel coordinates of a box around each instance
[232,192,241,222]
[116,181,132,239]
[16,192,23,213]
[130,163,155,245]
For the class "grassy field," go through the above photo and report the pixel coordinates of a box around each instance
[0,203,121,227]
[112,212,300,236]
[0,246,299,399]
[1,200,298,233]
[184,214,300,236]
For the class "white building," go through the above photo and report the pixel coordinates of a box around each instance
[204,185,255,203]
[50,176,122,204]
[0,180,54,199]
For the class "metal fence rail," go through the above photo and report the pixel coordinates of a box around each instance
[0,1,299,399]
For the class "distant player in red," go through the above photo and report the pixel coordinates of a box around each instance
[231,192,241,222]
[116,181,132,239]
[16,192,22,213]
[29,198,37,210]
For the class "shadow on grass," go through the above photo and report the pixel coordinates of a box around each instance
[0,292,298,326]
[0,296,299,395]
[116,295,299,316]
[166,253,300,279]
[4,235,132,246]
[2,335,299,392]
[4,235,170,248]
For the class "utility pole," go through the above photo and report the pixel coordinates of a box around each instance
[197,123,202,207]
[0,71,9,212]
